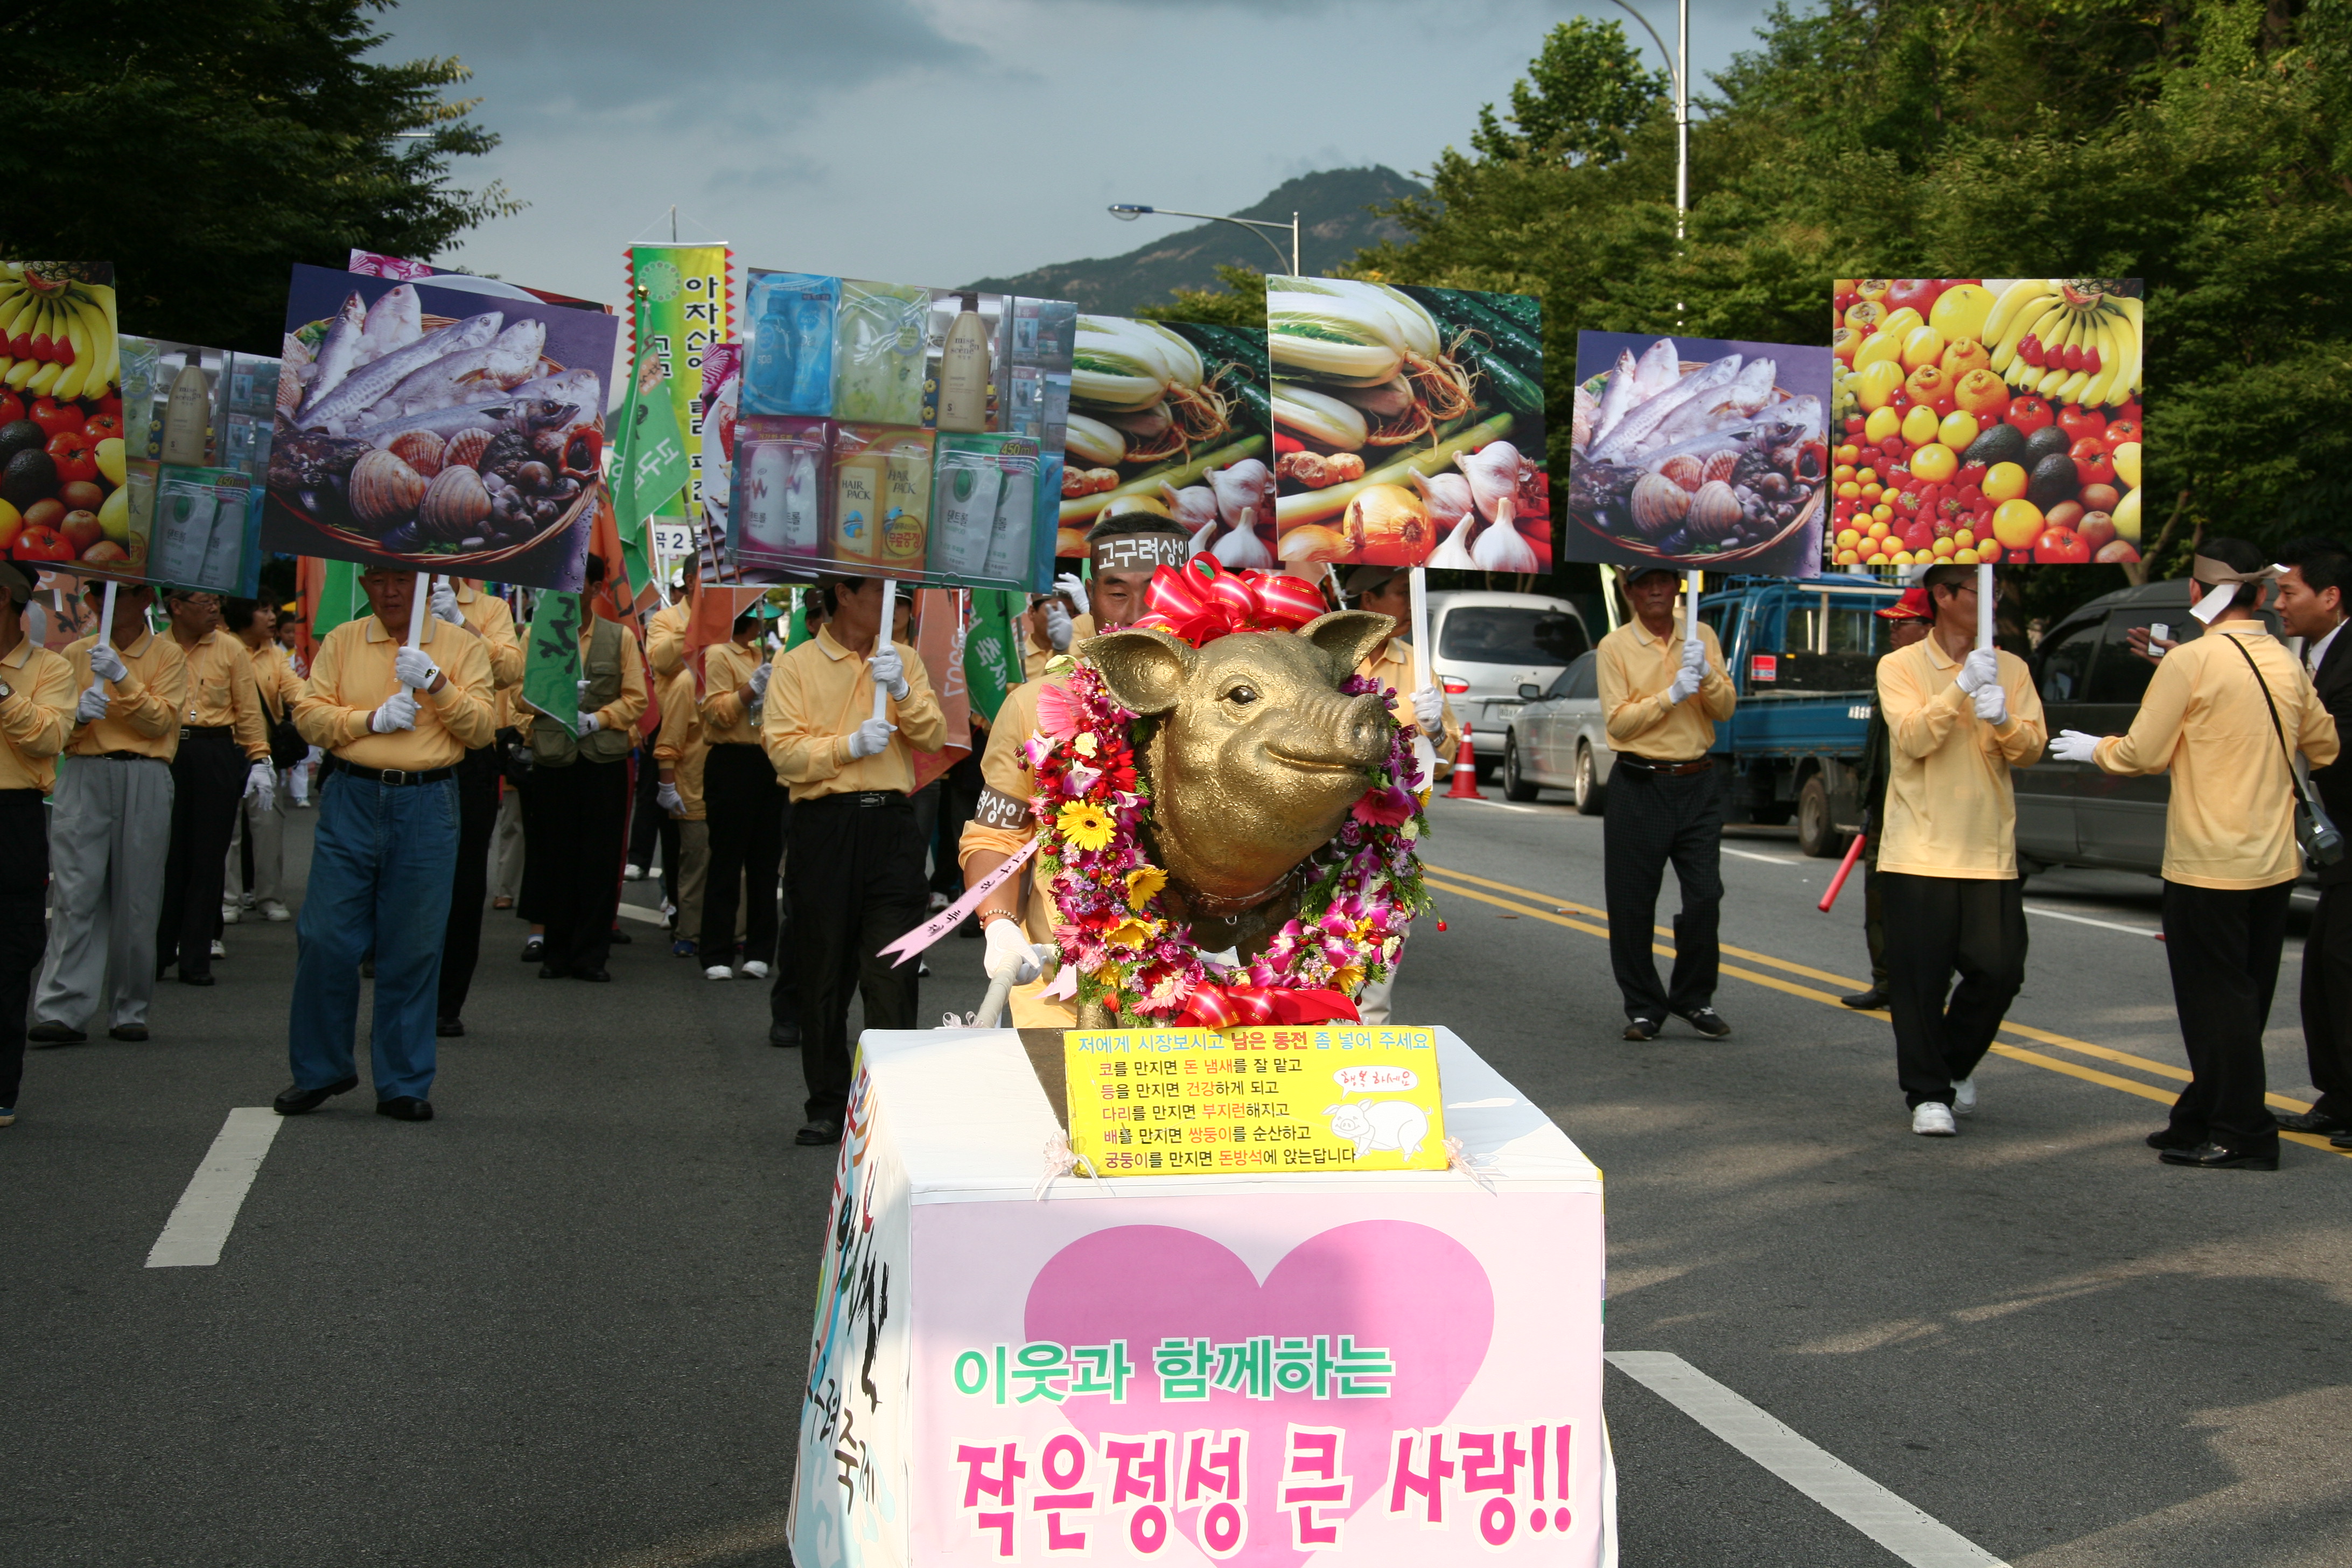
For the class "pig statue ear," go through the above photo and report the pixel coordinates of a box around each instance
[1087,628,1198,717]
[1298,611,1397,685]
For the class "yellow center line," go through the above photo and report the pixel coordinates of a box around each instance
[1419,864,2348,1160]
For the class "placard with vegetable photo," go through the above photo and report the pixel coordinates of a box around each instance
[1,261,124,572]
[1055,316,1268,562]
[1268,278,1546,572]
[1830,278,2143,569]
[1566,330,1830,578]
[261,263,619,591]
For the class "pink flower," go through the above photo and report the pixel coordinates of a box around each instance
[1352,785,1417,827]
[1035,682,1082,741]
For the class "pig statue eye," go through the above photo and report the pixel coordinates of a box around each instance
[1223,683,1261,706]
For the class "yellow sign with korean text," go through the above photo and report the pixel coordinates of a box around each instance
[1062,1024,1447,1178]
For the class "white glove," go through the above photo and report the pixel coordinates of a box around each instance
[244,760,275,808]
[431,579,464,625]
[576,677,592,698]
[656,781,684,815]
[2049,729,2102,765]
[88,641,128,683]
[846,716,896,759]
[1957,648,2000,695]
[74,684,110,724]
[1972,683,2008,725]
[370,691,419,733]
[868,644,910,701]
[289,766,310,805]
[1045,601,1074,653]
[748,662,772,701]
[984,917,1044,984]
[575,710,602,738]
[393,647,439,690]
[1411,687,1445,738]
[1055,572,1090,617]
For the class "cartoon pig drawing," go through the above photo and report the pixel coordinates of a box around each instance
[1324,1098,1429,1163]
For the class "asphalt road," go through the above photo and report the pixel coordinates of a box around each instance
[4,789,2347,1566]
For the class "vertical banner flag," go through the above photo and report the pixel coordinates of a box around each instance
[961,586,1023,726]
[625,244,733,542]
[521,590,584,731]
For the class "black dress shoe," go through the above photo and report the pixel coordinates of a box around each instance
[274,1075,359,1115]
[1674,1006,1732,1039]
[2146,1127,2202,1151]
[2273,1108,2350,1136]
[608,926,633,945]
[538,962,565,979]
[2333,1129,2352,1151]
[571,965,611,982]
[770,1021,802,1049]
[27,1021,86,1047]
[2158,1140,2278,1171]
[179,969,216,987]
[108,1024,149,1042]
[795,1118,843,1146]
[1623,1016,1662,1041]
[376,1096,434,1122]
[1839,986,1889,1010]
[520,936,544,961]
[436,1017,466,1038]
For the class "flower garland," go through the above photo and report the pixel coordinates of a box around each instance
[1026,661,1432,1025]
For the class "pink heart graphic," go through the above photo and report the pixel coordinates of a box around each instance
[1025,1221,1494,1567]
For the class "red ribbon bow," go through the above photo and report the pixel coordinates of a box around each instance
[1135,559,1328,648]
[1178,983,1361,1031]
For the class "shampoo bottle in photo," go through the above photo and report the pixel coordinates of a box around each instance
[936,293,991,433]
[159,354,212,465]
[879,437,934,572]
[832,445,886,564]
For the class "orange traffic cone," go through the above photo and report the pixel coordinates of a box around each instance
[1445,722,1486,800]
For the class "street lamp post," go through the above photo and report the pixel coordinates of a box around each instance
[1108,204,1300,275]
[1606,0,1689,242]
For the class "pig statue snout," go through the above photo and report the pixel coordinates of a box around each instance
[1086,610,1401,907]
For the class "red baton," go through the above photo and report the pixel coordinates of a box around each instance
[1818,833,1866,913]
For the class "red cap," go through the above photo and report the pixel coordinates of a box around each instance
[1875,587,1931,621]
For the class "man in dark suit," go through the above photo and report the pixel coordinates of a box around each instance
[2269,540,2352,1139]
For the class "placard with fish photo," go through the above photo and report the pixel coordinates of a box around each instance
[1566,331,1831,578]
[261,263,620,591]
[1269,279,1548,573]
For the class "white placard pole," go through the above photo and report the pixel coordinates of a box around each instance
[403,572,432,693]
[1684,569,1703,667]
[1976,563,1994,653]
[1409,566,1433,697]
[99,579,118,647]
[874,578,897,722]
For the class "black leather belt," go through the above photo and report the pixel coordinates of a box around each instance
[95,751,162,762]
[1619,755,1713,777]
[179,724,232,740]
[804,789,909,810]
[323,755,457,787]
[0,787,44,802]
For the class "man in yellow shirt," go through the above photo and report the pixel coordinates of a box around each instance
[652,613,709,960]
[764,577,944,1145]
[1875,564,2047,1136]
[278,566,494,1122]
[632,554,696,885]
[0,561,75,1121]
[699,603,786,981]
[222,597,303,925]
[2053,541,2341,1169]
[428,577,523,1035]
[1596,565,1737,1040]
[30,580,187,1047]
[155,588,270,986]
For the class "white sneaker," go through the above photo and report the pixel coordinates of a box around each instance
[220,905,241,926]
[1912,1102,1958,1137]
[258,900,291,923]
[625,863,646,881]
[1954,1076,1977,1115]
[739,959,772,980]
[209,939,227,960]
[704,965,733,981]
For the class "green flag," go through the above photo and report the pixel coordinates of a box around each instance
[521,592,583,731]
[312,559,363,638]
[963,587,1024,725]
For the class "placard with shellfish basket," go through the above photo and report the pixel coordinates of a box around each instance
[1565,332,1831,578]
[261,263,619,592]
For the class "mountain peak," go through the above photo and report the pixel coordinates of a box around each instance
[966,166,1426,315]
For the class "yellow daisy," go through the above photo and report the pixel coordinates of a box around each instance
[1106,917,1156,949]
[1124,865,1168,909]
[1058,800,1116,851]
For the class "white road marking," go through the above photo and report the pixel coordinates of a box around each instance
[146,1109,283,1269]
[1606,1351,2010,1568]
[617,901,667,925]
[1723,847,1801,865]
[2022,904,2160,937]
[1450,797,1544,814]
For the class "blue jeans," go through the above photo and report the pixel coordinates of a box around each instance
[289,769,459,1101]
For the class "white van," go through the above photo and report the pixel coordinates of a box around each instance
[1424,591,1593,773]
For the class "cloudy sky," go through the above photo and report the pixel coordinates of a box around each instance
[376,0,1773,306]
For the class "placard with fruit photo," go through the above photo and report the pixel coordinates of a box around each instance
[0,261,127,576]
[1830,278,2143,569]
[1565,330,1831,577]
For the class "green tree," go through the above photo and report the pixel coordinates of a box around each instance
[1136,265,1266,327]
[0,0,517,352]
[1469,15,1671,165]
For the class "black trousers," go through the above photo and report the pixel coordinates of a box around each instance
[789,792,925,1121]
[769,793,802,1026]
[2305,883,2352,1122]
[435,746,500,1019]
[0,790,47,1107]
[157,729,242,977]
[1880,872,2027,1108]
[627,743,662,871]
[1602,764,1723,1018]
[2162,878,2293,1151]
[523,755,632,976]
[701,744,785,964]
[932,751,984,897]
